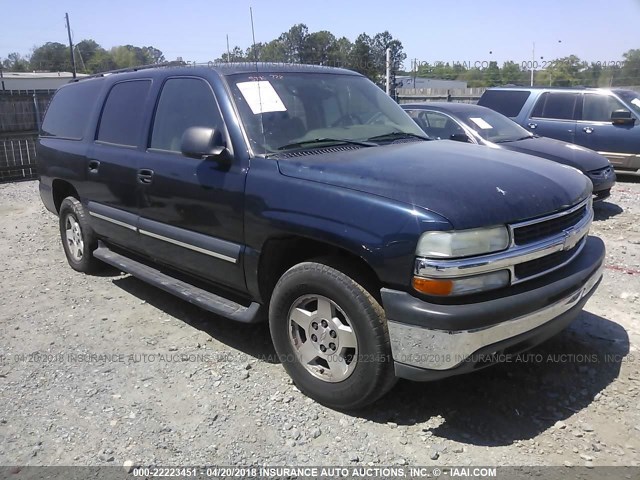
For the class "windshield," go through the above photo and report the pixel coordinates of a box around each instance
[458,108,533,143]
[226,72,427,155]
[615,90,640,117]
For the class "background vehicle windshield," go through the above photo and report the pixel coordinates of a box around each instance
[458,108,533,143]
[226,72,426,155]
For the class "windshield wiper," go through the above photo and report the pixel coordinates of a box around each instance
[494,135,534,144]
[276,138,376,151]
[365,131,430,142]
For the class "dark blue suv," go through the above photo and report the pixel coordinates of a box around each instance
[478,87,640,172]
[36,64,605,409]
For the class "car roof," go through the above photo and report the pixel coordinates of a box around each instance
[70,62,361,84]
[401,102,492,115]
[485,86,612,93]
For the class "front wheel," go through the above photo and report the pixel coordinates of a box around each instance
[269,261,396,410]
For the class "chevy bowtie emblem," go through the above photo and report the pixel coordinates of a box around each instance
[563,228,581,251]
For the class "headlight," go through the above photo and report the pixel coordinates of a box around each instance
[416,226,510,258]
[413,270,510,296]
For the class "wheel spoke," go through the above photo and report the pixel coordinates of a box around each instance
[66,228,74,240]
[316,297,333,321]
[337,324,357,349]
[290,307,313,330]
[296,340,318,365]
[328,353,350,380]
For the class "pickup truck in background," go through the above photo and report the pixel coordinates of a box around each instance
[37,64,605,409]
[478,87,640,172]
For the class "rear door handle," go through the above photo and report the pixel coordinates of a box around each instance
[583,126,594,134]
[88,160,100,173]
[528,123,537,129]
[137,169,154,184]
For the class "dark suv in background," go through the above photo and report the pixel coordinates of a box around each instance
[478,87,640,172]
[37,64,605,409]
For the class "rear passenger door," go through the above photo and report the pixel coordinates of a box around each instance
[137,76,247,291]
[85,80,152,251]
[526,92,579,143]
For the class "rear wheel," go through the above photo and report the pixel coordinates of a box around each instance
[269,260,396,410]
[59,197,102,273]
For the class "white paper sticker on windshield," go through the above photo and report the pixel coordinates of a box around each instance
[632,98,640,108]
[237,81,287,114]
[469,117,493,129]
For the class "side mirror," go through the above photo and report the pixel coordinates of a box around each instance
[611,109,635,126]
[450,132,471,143]
[180,127,228,159]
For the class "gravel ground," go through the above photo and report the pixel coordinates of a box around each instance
[0,178,639,468]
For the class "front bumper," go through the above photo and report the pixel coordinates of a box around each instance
[382,235,605,380]
[587,166,616,198]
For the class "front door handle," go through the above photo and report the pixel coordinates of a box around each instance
[583,126,594,134]
[88,160,100,173]
[137,169,154,184]
[528,123,537,129]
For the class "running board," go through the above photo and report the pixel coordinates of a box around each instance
[94,242,263,324]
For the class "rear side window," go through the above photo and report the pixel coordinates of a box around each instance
[531,92,579,120]
[477,90,530,117]
[150,78,222,152]
[97,80,152,146]
[41,80,103,140]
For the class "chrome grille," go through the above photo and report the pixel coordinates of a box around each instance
[512,201,589,246]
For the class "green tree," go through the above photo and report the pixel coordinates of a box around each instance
[30,42,70,71]
[618,49,640,86]
[501,61,524,85]
[2,52,29,71]
[305,31,337,65]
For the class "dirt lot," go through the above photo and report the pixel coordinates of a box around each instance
[0,178,639,469]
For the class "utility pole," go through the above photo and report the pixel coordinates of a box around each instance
[530,42,535,86]
[65,13,77,78]
[385,48,391,95]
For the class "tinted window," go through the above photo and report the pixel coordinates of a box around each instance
[97,80,151,146]
[531,92,578,120]
[404,110,465,140]
[582,94,625,122]
[41,80,103,139]
[477,90,531,117]
[150,78,222,152]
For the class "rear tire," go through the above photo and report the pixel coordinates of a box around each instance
[269,260,396,410]
[59,197,102,273]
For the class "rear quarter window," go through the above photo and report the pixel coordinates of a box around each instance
[41,80,103,140]
[477,90,530,117]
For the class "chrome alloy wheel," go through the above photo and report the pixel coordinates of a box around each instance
[287,295,358,382]
[65,215,84,262]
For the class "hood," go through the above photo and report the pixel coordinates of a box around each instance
[276,141,591,230]
[496,136,610,172]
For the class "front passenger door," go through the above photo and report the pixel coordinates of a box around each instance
[575,93,640,167]
[138,77,247,291]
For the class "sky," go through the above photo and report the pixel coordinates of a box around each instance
[1,0,639,68]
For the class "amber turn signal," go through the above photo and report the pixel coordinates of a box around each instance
[412,276,453,296]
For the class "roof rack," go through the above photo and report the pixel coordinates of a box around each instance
[71,61,187,82]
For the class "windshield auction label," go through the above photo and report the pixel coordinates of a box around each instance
[237,80,287,114]
[469,117,493,129]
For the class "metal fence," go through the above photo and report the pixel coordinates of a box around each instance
[0,90,53,183]
[0,136,38,182]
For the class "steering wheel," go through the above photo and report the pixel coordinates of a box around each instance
[331,113,364,127]
[363,111,385,125]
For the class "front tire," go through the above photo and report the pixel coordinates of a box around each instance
[59,197,102,273]
[269,261,396,410]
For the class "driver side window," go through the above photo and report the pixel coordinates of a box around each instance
[582,94,626,122]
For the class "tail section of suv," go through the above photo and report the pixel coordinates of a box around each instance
[478,87,640,171]
[37,64,605,409]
